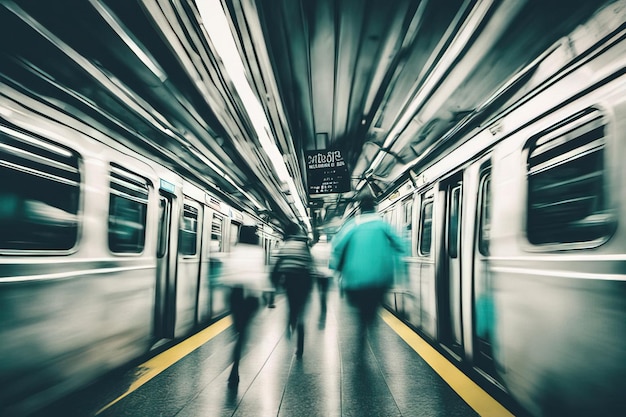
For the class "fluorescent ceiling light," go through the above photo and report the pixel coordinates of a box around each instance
[196,0,310,230]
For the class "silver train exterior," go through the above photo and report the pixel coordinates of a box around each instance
[0,85,281,415]
[378,3,626,416]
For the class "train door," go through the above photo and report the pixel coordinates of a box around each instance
[391,197,414,319]
[154,191,176,340]
[415,190,436,338]
[176,199,203,336]
[209,212,229,317]
[439,174,463,356]
[197,205,213,324]
[472,163,499,379]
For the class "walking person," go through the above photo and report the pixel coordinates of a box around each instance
[311,236,332,328]
[329,193,405,348]
[219,225,269,388]
[271,222,313,358]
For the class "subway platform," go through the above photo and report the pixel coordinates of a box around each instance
[35,287,517,417]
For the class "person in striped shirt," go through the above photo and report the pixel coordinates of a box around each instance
[271,222,314,358]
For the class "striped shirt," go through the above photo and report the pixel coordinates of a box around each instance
[273,236,312,273]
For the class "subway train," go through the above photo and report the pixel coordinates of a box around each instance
[0,83,281,415]
[377,3,626,416]
[2,2,626,417]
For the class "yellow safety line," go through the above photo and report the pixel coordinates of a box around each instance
[96,316,232,415]
[380,309,515,417]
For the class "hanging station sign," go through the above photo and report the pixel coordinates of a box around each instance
[306,149,350,195]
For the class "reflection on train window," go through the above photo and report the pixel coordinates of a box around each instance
[478,173,491,256]
[0,128,80,251]
[180,203,199,256]
[419,198,433,256]
[527,108,614,245]
[229,222,239,248]
[108,164,148,253]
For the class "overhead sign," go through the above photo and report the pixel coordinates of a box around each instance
[306,149,350,195]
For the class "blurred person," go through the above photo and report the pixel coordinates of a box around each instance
[270,222,313,358]
[329,193,405,348]
[226,286,258,388]
[310,235,332,328]
[219,225,270,388]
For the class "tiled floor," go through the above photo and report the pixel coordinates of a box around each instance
[38,287,478,417]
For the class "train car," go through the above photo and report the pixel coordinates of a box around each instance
[0,79,276,415]
[380,3,626,416]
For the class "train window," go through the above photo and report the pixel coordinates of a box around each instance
[478,172,491,256]
[448,185,461,258]
[180,203,199,256]
[526,108,614,245]
[383,210,393,225]
[403,199,413,228]
[108,164,148,254]
[0,127,80,251]
[402,198,413,243]
[157,197,170,258]
[211,213,223,252]
[418,198,434,256]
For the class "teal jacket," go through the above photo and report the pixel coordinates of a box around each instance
[329,213,405,290]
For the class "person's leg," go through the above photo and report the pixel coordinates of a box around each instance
[346,289,368,349]
[361,289,379,327]
[360,287,386,346]
[318,276,329,327]
[228,287,245,387]
[267,289,276,308]
[294,286,308,357]
[296,319,305,357]
[293,273,312,357]
[286,286,298,335]
[228,331,243,387]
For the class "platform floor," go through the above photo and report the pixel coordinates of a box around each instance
[37,288,516,417]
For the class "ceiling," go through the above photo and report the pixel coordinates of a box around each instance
[0,0,307,231]
[0,0,614,234]
[222,0,611,233]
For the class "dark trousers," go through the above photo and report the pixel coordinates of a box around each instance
[283,270,312,356]
[228,287,258,386]
[345,286,387,345]
[317,276,330,326]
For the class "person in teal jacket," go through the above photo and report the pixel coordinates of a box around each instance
[329,193,405,347]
